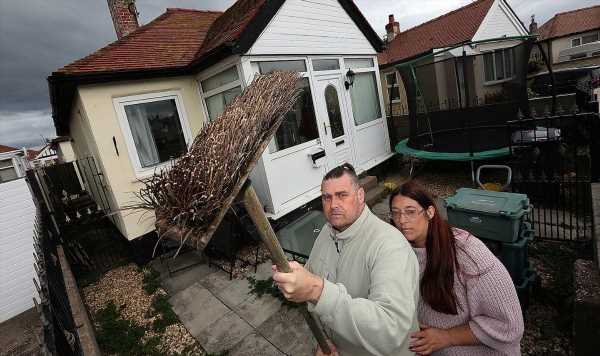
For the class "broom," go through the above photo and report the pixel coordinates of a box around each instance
[131,70,332,354]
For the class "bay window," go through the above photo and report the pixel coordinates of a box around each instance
[201,66,243,121]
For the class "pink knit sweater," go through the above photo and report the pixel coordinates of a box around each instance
[412,228,524,356]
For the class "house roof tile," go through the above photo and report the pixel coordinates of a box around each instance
[58,9,223,75]
[379,0,494,66]
[538,5,600,41]
[0,145,19,153]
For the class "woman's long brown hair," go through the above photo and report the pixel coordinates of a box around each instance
[389,180,459,315]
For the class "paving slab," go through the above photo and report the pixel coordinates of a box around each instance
[161,263,213,295]
[215,277,254,309]
[169,282,230,338]
[233,293,282,328]
[257,307,316,356]
[150,250,205,275]
[196,310,254,354]
[199,269,238,295]
[228,332,284,356]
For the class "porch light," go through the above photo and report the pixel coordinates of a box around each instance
[345,69,355,90]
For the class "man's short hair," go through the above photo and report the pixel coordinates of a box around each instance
[323,163,360,188]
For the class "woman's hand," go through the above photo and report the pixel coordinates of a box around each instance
[409,324,452,355]
[315,339,339,356]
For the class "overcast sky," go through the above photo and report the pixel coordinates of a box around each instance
[0,0,595,148]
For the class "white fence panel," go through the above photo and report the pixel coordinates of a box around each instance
[0,178,37,322]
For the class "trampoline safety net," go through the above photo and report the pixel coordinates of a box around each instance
[397,39,535,155]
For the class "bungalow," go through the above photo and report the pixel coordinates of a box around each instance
[48,0,391,241]
[378,0,529,135]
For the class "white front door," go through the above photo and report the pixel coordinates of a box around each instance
[314,75,355,170]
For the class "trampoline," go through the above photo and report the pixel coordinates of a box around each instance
[389,36,548,178]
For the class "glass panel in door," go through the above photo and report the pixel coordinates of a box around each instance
[324,85,344,139]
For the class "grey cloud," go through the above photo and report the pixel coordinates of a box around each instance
[0,0,595,148]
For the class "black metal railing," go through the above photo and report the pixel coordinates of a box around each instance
[507,111,598,241]
[33,209,84,356]
[26,156,131,280]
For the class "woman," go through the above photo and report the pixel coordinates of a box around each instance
[389,180,523,356]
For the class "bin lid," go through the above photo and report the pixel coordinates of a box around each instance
[445,188,529,217]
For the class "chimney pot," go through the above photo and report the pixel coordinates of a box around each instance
[107,0,139,39]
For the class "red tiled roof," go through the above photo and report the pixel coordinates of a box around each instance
[58,9,223,75]
[199,0,267,55]
[538,5,600,41]
[0,144,19,153]
[379,0,494,65]
[26,149,41,160]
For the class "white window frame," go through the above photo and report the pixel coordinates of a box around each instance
[341,56,384,128]
[483,48,516,85]
[246,57,319,157]
[113,91,193,178]
[571,32,599,47]
[385,71,401,103]
[0,158,18,183]
[198,64,244,122]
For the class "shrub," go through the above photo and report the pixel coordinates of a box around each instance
[95,301,160,355]
[151,294,178,332]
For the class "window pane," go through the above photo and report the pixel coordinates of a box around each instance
[124,99,187,168]
[386,73,397,86]
[484,53,494,82]
[350,72,381,125]
[582,33,598,44]
[313,59,340,71]
[258,60,307,74]
[390,86,400,100]
[0,159,13,169]
[572,38,581,47]
[271,78,318,152]
[345,58,374,69]
[325,85,344,138]
[205,86,242,121]
[504,49,513,78]
[570,53,587,60]
[495,51,505,80]
[201,66,239,92]
[0,167,18,182]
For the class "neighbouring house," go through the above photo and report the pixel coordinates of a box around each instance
[528,5,600,113]
[530,4,600,71]
[48,0,391,242]
[26,144,59,168]
[0,144,30,183]
[378,0,529,141]
[0,144,37,323]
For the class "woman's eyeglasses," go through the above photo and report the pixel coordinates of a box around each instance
[388,208,425,221]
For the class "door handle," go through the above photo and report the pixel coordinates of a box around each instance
[310,150,326,164]
[323,122,328,135]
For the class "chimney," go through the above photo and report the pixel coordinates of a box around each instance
[107,0,139,39]
[386,14,401,42]
[529,15,538,35]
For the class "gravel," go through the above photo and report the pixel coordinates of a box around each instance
[82,264,203,355]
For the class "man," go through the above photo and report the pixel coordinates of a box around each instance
[273,163,419,356]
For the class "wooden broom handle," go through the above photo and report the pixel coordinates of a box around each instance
[241,183,332,355]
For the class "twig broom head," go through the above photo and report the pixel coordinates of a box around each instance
[133,70,301,248]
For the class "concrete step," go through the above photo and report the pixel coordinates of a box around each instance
[366,185,388,208]
[359,175,378,192]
